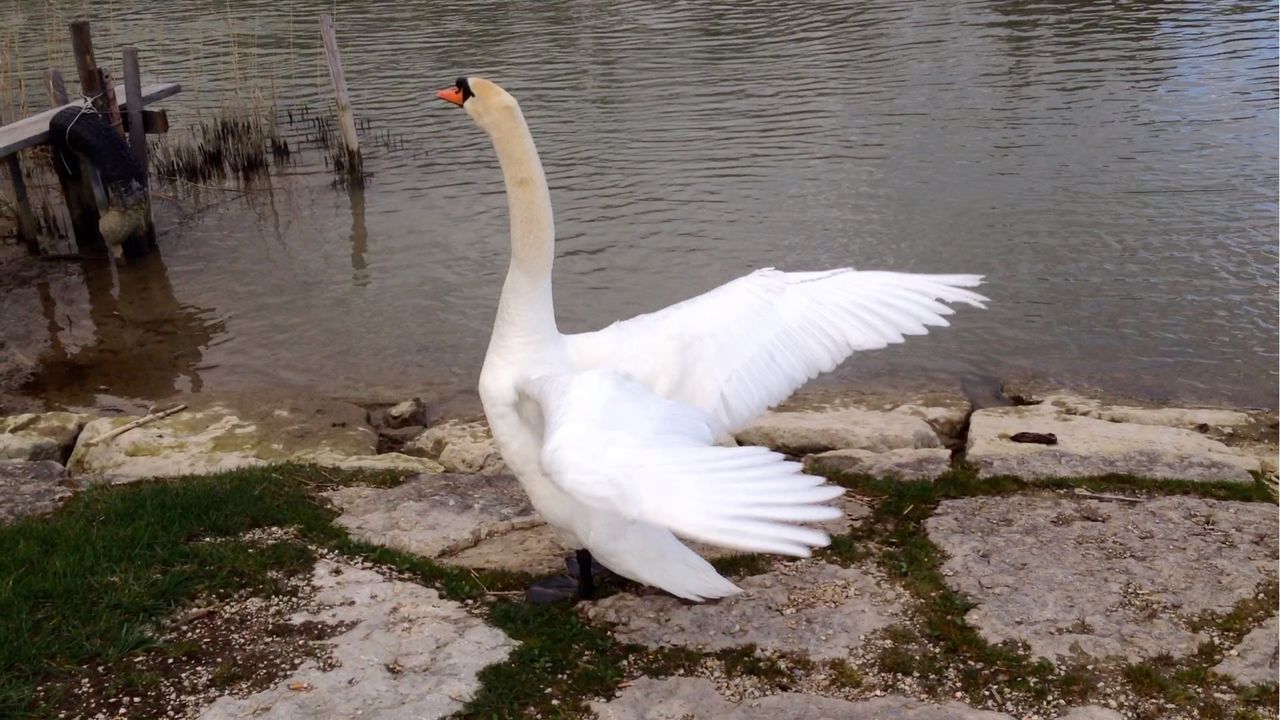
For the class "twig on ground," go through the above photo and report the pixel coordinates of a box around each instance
[85,404,187,446]
[1070,488,1142,504]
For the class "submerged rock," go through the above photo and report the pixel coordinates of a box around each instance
[197,560,514,720]
[0,459,72,523]
[0,411,92,462]
[927,494,1278,663]
[966,397,1263,482]
[381,398,429,429]
[591,676,1016,720]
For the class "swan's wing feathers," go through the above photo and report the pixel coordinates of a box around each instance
[519,370,843,557]
[567,268,987,432]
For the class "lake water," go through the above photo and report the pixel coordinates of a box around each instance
[2,0,1277,410]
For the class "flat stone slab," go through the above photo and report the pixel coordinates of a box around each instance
[967,398,1262,482]
[0,411,91,462]
[927,495,1279,663]
[585,560,904,661]
[67,395,441,481]
[197,560,513,719]
[326,473,538,560]
[736,407,943,456]
[1213,615,1279,687]
[805,448,952,480]
[733,388,970,456]
[448,523,567,575]
[591,676,1017,720]
[0,459,72,522]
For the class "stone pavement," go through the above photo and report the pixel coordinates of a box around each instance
[3,385,1276,718]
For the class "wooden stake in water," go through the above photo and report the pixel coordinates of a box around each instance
[122,46,157,252]
[319,13,363,184]
[69,20,124,137]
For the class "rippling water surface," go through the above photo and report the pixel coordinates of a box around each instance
[2,0,1276,408]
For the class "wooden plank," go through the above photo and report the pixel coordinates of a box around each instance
[319,13,362,183]
[4,154,41,254]
[46,69,68,106]
[121,109,168,135]
[0,83,181,157]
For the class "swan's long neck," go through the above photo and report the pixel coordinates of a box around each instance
[485,106,558,345]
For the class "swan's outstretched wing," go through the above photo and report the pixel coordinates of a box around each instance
[567,268,987,433]
[518,370,844,557]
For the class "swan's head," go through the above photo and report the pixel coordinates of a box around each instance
[436,76,520,134]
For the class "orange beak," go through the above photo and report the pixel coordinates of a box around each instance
[437,86,465,107]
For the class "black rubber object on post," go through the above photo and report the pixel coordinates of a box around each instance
[48,106,149,258]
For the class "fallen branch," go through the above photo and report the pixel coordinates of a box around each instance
[85,404,187,446]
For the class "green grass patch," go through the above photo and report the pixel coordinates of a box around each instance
[461,601,627,719]
[0,463,436,718]
[709,553,773,577]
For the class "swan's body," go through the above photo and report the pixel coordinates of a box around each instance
[439,77,987,601]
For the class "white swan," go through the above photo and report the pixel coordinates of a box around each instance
[437,77,987,602]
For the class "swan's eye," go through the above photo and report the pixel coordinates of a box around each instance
[456,77,474,103]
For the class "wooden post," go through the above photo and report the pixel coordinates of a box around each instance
[319,14,362,184]
[45,68,107,256]
[69,21,123,136]
[122,46,156,252]
[4,155,41,255]
[122,49,147,184]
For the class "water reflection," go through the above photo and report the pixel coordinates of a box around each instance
[22,252,223,405]
[348,184,369,286]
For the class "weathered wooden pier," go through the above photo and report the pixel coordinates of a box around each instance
[0,20,180,260]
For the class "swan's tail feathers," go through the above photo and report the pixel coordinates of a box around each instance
[522,369,844,589]
[593,523,742,602]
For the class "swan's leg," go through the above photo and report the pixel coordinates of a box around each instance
[575,549,595,596]
[524,549,615,604]
[565,550,614,583]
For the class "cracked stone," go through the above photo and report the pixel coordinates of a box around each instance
[804,447,952,480]
[0,411,92,462]
[1213,615,1279,687]
[325,473,538,561]
[447,523,566,574]
[196,560,514,719]
[736,407,942,456]
[585,560,903,661]
[403,420,507,475]
[966,399,1263,482]
[67,395,384,481]
[927,494,1278,662]
[0,459,72,523]
[590,676,1015,720]
[733,388,969,455]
